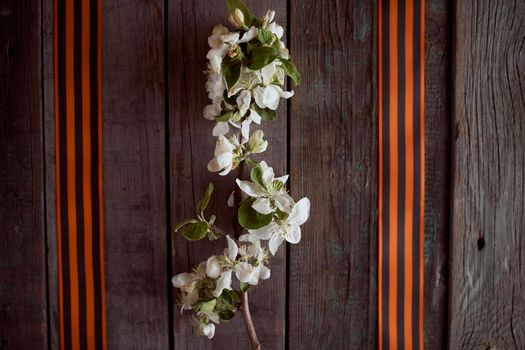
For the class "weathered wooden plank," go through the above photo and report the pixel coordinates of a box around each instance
[43,0,59,347]
[168,1,287,349]
[288,1,378,348]
[449,0,525,348]
[102,1,169,348]
[0,1,48,348]
[423,0,451,348]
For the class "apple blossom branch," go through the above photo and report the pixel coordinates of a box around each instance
[171,0,310,347]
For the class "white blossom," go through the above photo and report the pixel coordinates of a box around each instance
[253,85,293,110]
[173,4,308,339]
[250,198,310,255]
[207,135,244,176]
[236,161,293,214]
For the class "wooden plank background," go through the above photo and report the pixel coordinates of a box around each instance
[449,0,525,348]
[0,1,48,349]
[1,0,524,349]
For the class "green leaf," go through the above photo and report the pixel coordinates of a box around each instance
[197,183,214,214]
[174,218,197,232]
[279,58,301,85]
[218,310,236,321]
[226,0,252,27]
[257,28,273,45]
[181,221,208,241]
[246,41,259,54]
[229,289,240,303]
[274,208,288,221]
[239,282,251,293]
[253,104,276,121]
[224,64,241,89]
[250,165,264,186]
[238,198,273,229]
[248,47,279,70]
[199,299,217,313]
[216,110,234,122]
[217,292,234,310]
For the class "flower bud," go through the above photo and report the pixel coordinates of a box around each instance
[228,8,246,28]
[262,10,275,27]
[248,129,268,154]
[200,323,215,339]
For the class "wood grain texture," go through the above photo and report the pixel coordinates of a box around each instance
[102,1,169,348]
[43,0,60,346]
[0,1,48,349]
[449,0,525,348]
[423,0,451,348]
[288,1,378,348]
[168,1,287,349]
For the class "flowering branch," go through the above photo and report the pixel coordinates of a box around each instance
[172,0,309,347]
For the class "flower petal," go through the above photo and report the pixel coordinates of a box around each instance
[212,270,232,297]
[268,233,284,256]
[235,262,254,283]
[253,85,280,110]
[236,179,266,197]
[249,108,262,124]
[215,135,234,154]
[249,222,277,240]
[212,122,229,137]
[285,225,301,244]
[216,152,233,170]
[171,273,194,289]
[241,119,251,142]
[259,161,269,171]
[267,22,284,38]
[252,198,273,214]
[220,32,240,45]
[203,104,221,121]
[261,165,275,188]
[201,323,215,339]
[261,62,277,85]
[239,232,259,244]
[288,197,310,226]
[206,256,221,279]
[227,191,235,207]
[274,193,295,214]
[226,235,238,261]
[274,174,289,184]
[259,265,271,280]
[207,157,222,172]
[238,26,258,43]
[237,90,251,117]
[274,85,294,99]
[218,163,233,176]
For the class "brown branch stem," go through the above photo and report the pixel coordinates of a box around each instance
[241,291,261,350]
[233,160,261,350]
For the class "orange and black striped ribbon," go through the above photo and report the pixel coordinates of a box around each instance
[378,0,425,349]
[54,0,106,349]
